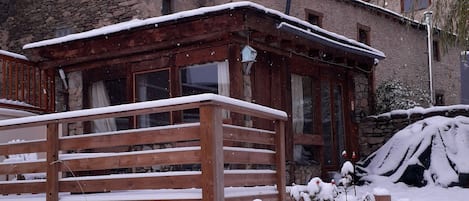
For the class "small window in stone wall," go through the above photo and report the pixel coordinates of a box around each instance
[435,93,444,106]
[357,23,370,45]
[433,40,440,62]
[305,9,323,27]
[162,0,172,15]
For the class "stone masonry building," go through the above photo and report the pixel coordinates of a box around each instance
[0,0,466,184]
[0,0,465,110]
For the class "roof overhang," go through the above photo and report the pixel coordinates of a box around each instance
[277,22,385,60]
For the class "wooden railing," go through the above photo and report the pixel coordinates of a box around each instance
[0,94,287,201]
[0,53,54,113]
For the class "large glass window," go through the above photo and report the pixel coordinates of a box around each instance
[135,70,170,127]
[89,78,129,132]
[180,61,229,122]
[291,74,317,165]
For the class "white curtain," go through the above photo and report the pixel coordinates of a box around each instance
[136,75,150,128]
[291,74,304,134]
[90,81,117,133]
[217,60,230,119]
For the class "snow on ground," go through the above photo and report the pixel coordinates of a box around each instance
[355,175,469,201]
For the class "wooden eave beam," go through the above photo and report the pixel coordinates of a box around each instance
[27,12,246,69]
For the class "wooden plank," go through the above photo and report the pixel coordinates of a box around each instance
[223,125,275,145]
[199,105,224,201]
[0,181,46,194]
[46,123,59,201]
[7,61,12,100]
[224,150,275,165]
[224,173,276,187]
[0,161,46,174]
[0,140,46,156]
[274,120,286,201]
[225,194,278,201]
[59,174,201,193]
[61,150,201,172]
[293,134,324,146]
[60,125,199,151]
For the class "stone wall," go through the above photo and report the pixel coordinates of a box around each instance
[359,107,469,158]
[0,0,166,53]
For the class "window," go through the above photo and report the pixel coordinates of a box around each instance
[401,0,431,12]
[433,40,440,62]
[162,0,172,15]
[89,78,130,132]
[435,93,444,106]
[305,9,323,27]
[180,61,230,122]
[135,69,170,127]
[357,24,370,45]
[291,74,317,165]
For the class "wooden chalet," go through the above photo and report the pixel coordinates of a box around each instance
[0,2,384,201]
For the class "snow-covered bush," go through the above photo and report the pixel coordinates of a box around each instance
[358,116,469,187]
[375,80,430,114]
[290,177,338,201]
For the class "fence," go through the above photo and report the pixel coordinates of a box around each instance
[0,53,54,113]
[0,94,287,201]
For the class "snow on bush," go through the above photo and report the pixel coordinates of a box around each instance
[375,80,430,114]
[358,116,469,187]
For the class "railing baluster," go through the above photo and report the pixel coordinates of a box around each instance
[275,120,286,201]
[0,59,3,98]
[199,104,224,201]
[46,123,59,201]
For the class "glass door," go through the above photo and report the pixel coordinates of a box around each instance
[321,79,347,172]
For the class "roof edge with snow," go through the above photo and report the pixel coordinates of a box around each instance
[0,50,28,61]
[23,1,385,60]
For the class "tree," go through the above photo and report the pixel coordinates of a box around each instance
[434,0,468,46]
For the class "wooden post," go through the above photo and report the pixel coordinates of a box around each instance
[199,104,224,201]
[275,120,286,201]
[46,123,59,201]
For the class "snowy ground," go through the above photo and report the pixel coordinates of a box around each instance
[353,175,469,201]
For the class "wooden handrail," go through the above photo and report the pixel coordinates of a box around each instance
[0,94,287,201]
[0,93,287,130]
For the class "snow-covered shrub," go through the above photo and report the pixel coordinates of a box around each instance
[375,80,430,114]
[358,116,469,187]
[290,177,338,201]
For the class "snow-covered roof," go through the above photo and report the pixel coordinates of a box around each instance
[0,50,28,61]
[23,1,385,59]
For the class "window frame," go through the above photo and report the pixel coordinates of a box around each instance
[305,9,324,28]
[357,23,371,45]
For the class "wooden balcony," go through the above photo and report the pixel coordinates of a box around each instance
[0,94,287,201]
[0,52,54,113]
